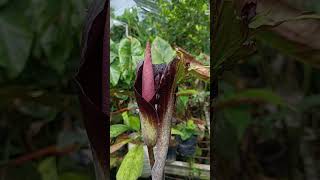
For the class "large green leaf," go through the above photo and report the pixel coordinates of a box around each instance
[151,36,176,64]
[118,37,144,84]
[0,0,33,78]
[110,124,130,138]
[116,145,144,180]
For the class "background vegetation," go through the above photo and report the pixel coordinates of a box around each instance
[213,0,320,179]
[0,0,97,179]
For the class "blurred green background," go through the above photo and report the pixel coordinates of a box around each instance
[0,0,97,179]
[213,0,320,179]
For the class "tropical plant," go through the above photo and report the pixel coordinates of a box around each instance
[171,119,199,141]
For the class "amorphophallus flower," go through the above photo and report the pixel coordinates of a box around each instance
[134,41,182,180]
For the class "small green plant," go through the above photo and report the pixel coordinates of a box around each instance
[171,120,198,141]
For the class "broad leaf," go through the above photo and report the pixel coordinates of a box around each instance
[151,36,176,64]
[119,37,144,84]
[0,0,33,78]
[110,124,130,138]
[122,112,141,131]
[116,145,144,180]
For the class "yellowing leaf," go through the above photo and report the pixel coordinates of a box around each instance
[116,145,144,180]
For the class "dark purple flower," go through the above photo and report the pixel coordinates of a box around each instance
[134,42,182,180]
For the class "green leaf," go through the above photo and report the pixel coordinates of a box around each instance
[177,95,189,112]
[128,116,141,131]
[172,121,197,141]
[110,124,130,138]
[38,157,58,180]
[110,61,121,86]
[118,37,144,84]
[176,89,198,96]
[171,128,184,137]
[186,120,196,129]
[0,0,33,78]
[122,111,130,126]
[116,145,144,180]
[151,36,176,64]
[122,112,141,131]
